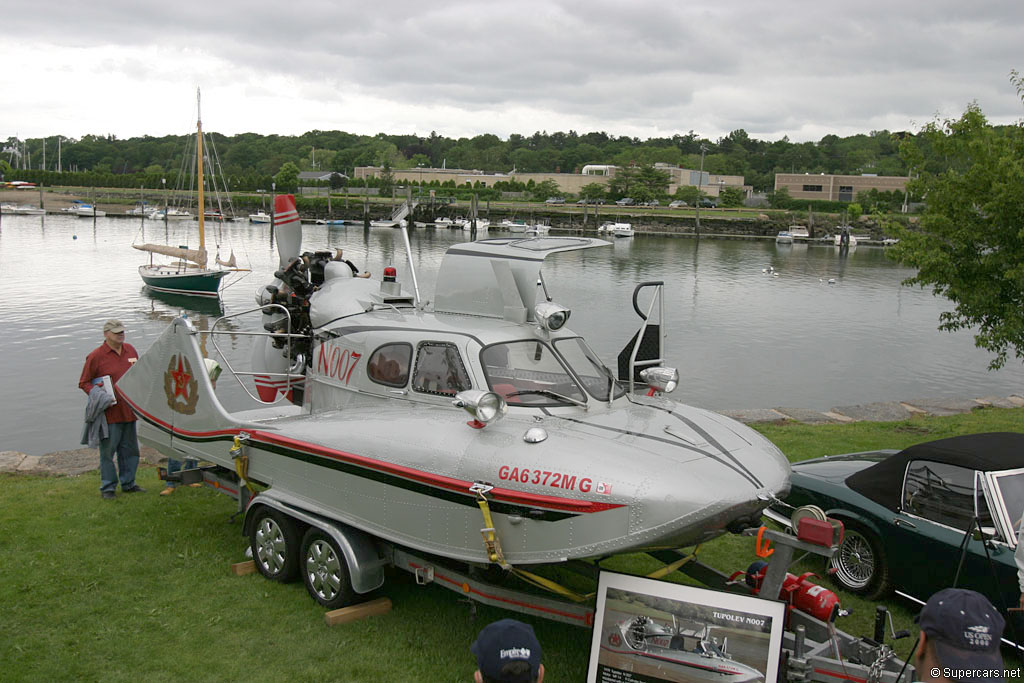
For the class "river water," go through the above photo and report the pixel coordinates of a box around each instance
[2,212,1021,456]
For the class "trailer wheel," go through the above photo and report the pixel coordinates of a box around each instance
[301,527,355,609]
[250,507,299,583]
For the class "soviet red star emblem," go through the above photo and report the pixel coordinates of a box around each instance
[171,357,191,400]
[164,354,200,415]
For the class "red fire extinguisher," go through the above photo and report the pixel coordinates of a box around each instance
[738,560,845,623]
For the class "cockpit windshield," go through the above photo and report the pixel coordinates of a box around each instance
[481,341,587,407]
[553,337,626,401]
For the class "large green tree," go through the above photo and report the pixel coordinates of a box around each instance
[889,82,1024,369]
[273,161,300,193]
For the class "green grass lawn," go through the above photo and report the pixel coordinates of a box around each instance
[2,406,1022,681]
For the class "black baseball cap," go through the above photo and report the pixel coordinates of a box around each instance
[919,588,1005,682]
[471,619,541,682]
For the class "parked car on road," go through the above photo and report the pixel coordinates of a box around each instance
[643,200,659,206]
[669,200,688,208]
[577,198,605,205]
[765,432,1024,633]
[545,197,565,205]
[698,198,717,208]
[615,197,635,206]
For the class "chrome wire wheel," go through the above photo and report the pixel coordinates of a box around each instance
[254,517,289,576]
[305,539,343,602]
[830,528,875,590]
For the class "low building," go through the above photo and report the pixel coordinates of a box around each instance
[353,164,749,197]
[298,171,342,183]
[774,173,908,202]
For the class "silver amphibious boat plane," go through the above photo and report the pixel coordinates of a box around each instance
[118,194,789,575]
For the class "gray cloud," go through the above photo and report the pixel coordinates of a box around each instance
[2,0,1022,141]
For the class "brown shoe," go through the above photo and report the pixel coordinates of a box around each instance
[188,483,203,488]
[160,487,175,496]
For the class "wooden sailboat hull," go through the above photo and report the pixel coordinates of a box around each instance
[139,265,229,298]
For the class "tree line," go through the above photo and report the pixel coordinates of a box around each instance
[2,127,919,195]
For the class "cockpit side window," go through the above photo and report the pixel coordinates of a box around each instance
[367,343,412,388]
[412,342,471,396]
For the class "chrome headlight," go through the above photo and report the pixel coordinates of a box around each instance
[640,367,679,393]
[535,301,571,331]
[453,390,508,428]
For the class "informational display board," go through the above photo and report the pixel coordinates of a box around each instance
[587,571,786,683]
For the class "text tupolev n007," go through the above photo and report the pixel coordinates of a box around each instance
[117,194,790,612]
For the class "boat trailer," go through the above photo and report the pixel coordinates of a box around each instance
[164,461,915,683]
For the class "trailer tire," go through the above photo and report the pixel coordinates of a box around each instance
[250,507,300,583]
[301,527,355,609]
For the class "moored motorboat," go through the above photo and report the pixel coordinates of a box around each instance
[150,208,191,221]
[775,230,793,244]
[249,210,272,224]
[500,219,529,233]
[4,203,46,215]
[69,201,106,217]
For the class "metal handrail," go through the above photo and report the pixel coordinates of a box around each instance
[206,303,304,405]
[626,281,665,394]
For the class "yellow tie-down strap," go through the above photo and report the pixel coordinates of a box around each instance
[510,567,594,603]
[468,482,699,603]
[471,483,509,569]
[645,546,701,579]
[231,435,264,494]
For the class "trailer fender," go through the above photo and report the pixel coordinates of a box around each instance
[244,491,387,594]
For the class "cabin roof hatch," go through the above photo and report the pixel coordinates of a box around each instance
[432,237,610,322]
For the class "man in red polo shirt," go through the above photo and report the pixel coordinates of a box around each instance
[78,319,145,499]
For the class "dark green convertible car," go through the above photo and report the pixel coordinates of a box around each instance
[765,432,1024,621]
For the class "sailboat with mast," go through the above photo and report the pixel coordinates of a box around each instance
[134,88,240,298]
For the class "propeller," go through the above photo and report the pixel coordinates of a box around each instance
[274,194,302,268]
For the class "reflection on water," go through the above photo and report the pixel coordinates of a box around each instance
[2,214,1021,455]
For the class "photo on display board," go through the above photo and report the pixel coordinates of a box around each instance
[586,571,785,683]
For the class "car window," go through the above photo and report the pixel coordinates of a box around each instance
[993,470,1024,541]
[411,342,471,396]
[902,460,991,531]
[367,343,411,388]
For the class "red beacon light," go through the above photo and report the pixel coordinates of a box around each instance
[383,267,397,282]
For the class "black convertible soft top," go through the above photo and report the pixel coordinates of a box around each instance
[846,432,1024,511]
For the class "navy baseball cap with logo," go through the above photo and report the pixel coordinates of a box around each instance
[471,618,542,682]
[919,588,1005,682]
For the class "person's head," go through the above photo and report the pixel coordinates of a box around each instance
[471,619,544,683]
[103,319,125,348]
[915,588,1005,682]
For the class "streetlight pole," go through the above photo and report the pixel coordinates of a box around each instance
[695,143,707,237]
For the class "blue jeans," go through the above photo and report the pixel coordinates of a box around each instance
[99,421,140,493]
[166,457,198,488]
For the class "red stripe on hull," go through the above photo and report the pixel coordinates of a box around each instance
[123,395,624,515]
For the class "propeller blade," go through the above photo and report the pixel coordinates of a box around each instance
[273,194,301,268]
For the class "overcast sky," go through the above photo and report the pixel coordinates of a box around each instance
[2,0,1022,145]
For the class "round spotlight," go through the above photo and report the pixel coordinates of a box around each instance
[640,367,679,394]
[453,390,508,428]
[535,301,571,331]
